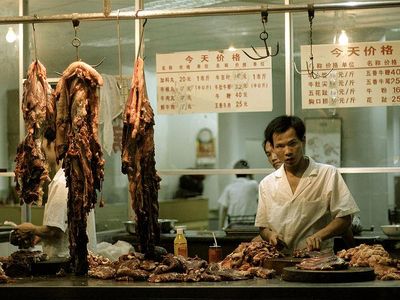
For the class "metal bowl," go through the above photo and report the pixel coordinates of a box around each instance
[123,221,136,235]
[381,225,400,237]
[158,219,177,233]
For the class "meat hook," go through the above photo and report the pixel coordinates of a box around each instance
[71,16,106,68]
[242,10,279,60]
[136,18,148,61]
[54,17,107,76]
[71,16,81,61]
[116,9,123,90]
[294,4,333,79]
[32,15,39,61]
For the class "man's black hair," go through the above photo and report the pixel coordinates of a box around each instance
[234,159,250,178]
[43,126,56,143]
[264,115,306,147]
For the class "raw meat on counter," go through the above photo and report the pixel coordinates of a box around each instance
[121,57,161,258]
[54,61,105,275]
[14,60,55,206]
[0,250,47,278]
[296,252,349,271]
[88,241,277,282]
[220,241,283,269]
[337,244,400,280]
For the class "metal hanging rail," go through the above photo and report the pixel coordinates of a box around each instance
[1,1,400,24]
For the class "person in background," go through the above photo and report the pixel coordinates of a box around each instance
[264,140,282,170]
[174,173,205,199]
[218,160,258,229]
[255,115,359,253]
[15,129,97,259]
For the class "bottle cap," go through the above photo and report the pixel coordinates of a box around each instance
[175,226,185,234]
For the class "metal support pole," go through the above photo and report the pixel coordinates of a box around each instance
[284,0,293,116]
[0,1,400,24]
[18,0,31,223]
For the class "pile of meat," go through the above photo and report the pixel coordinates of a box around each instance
[14,60,55,206]
[337,244,400,280]
[0,250,47,278]
[88,241,278,282]
[54,61,105,274]
[121,57,160,258]
[220,241,283,271]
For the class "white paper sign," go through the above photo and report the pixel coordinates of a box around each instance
[301,41,400,109]
[156,49,273,114]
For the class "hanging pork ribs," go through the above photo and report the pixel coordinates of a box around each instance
[121,57,161,258]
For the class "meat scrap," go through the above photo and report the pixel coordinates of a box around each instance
[337,244,400,280]
[296,253,349,271]
[54,61,105,275]
[0,263,9,284]
[148,272,185,283]
[206,263,252,281]
[88,265,116,280]
[14,60,55,206]
[220,241,283,269]
[292,248,312,258]
[121,57,161,258]
[87,251,112,268]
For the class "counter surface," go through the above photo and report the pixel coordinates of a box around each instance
[1,230,399,299]
[0,274,399,300]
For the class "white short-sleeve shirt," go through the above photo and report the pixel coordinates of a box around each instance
[218,177,258,224]
[255,157,359,252]
[42,168,97,258]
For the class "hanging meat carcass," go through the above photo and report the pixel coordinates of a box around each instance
[14,60,55,206]
[121,57,161,258]
[54,61,105,274]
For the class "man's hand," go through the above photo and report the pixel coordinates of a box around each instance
[260,227,285,249]
[16,222,37,234]
[305,216,352,251]
[306,234,322,251]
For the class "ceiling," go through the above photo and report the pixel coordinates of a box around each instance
[2,0,400,75]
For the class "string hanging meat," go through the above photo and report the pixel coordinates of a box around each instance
[121,57,161,258]
[54,61,105,275]
[14,60,55,206]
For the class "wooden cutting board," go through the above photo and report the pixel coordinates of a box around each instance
[282,266,375,282]
[263,257,303,275]
[31,257,71,275]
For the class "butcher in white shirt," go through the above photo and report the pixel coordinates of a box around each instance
[16,129,96,259]
[255,115,359,253]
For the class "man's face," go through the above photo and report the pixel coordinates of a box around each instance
[265,141,282,170]
[42,139,56,164]
[272,127,305,169]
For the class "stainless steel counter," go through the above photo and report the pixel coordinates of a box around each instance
[0,275,399,300]
[1,230,399,299]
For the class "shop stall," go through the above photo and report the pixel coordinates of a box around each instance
[0,0,400,297]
